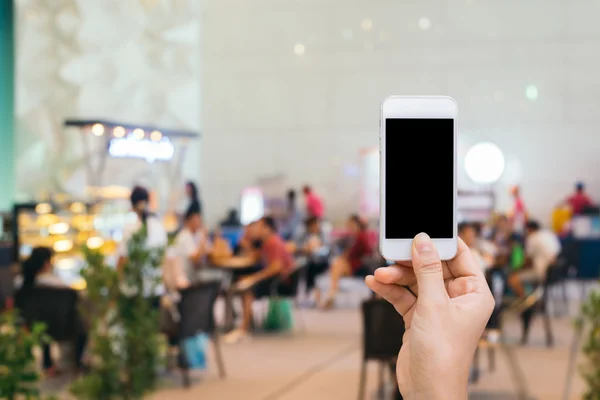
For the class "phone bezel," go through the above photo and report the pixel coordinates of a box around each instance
[379,96,458,261]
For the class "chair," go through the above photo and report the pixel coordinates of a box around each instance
[177,281,226,387]
[359,298,405,400]
[14,287,81,367]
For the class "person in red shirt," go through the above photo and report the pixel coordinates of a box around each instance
[567,182,594,215]
[322,215,372,309]
[303,185,324,219]
[225,216,294,343]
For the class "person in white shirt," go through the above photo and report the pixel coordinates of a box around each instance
[168,208,212,287]
[458,222,488,270]
[117,186,168,297]
[508,220,561,298]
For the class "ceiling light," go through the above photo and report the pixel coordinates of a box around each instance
[465,142,505,184]
[53,239,74,253]
[294,43,305,55]
[525,85,538,101]
[48,222,70,235]
[86,236,105,250]
[91,123,105,136]
[150,130,162,142]
[361,18,373,32]
[418,17,431,30]
[35,203,52,214]
[133,128,145,140]
[113,126,126,138]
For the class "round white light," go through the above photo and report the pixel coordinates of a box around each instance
[294,43,305,55]
[48,222,70,235]
[133,128,145,140]
[113,126,126,138]
[53,239,73,253]
[35,203,52,214]
[361,18,373,32]
[418,17,431,30]
[525,85,538,101]
[150,130,162,142]
[464,142,505,184]
[91,123,105,136]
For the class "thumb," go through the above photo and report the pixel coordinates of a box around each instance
[412,233,448,304]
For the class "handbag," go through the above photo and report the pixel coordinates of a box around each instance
[182,333,209,370]
[263,298,294,332]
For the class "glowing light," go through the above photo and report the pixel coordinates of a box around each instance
[464,142,505,184]
[525,85,538,101]
[55,258,78,270]
[53,239,74,253]
[113,126,126,138]
[150,130,162,142]
[48,222,70,235]
[86,236,105,250]
[91,123,105,136]
[35,203,52,214]
[108,136,175,163]
[70,202,85,213]
[133,128,145,140]
[418,17,431,30]
[294,43,305,55]
[361,18,373,32]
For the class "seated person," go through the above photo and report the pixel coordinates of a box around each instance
[225,216,294,343]
[294,216,330,304]
[164,209,209,290]
[15,248,87,376]
[458,222,489,270]
[508,220,561,298]
[322,215,372,309]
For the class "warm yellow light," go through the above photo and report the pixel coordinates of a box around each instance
[133,128,145,140]
[35,203,52,214]
[92,123,105,136]
[48,222,69,235]
[53,239,73,253]
[70,202,85,213]
[55,258,78,270]
[150,130,162,142]
[113,126,126,138]
[361,18,373,31]
[86,236,105,250]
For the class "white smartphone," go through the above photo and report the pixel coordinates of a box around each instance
[379,96,458,261]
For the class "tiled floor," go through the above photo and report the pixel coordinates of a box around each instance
[149,305,587,400]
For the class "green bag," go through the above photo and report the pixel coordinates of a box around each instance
[263,298,294,332]
[511,245,525,270]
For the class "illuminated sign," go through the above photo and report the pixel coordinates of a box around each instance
[108,136,175,163]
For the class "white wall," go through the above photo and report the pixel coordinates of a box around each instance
[201,0,600,225]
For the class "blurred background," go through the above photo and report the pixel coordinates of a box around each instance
[0,0,599,399]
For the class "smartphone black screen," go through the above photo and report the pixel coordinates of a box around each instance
[385,118,454,239]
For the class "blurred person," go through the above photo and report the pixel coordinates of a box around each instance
[508,220,561,298]
[508,185,528,238]
[491,214,512,258]
[16,247,87,376]
[235,221,262,257]
[184,181,202,215]
[473,222,497,269]
[295,216,330,305]
[117,186,168,297]
[302,185,324,219]
[458,222,487,270]
[566,181,594,215]
[220,208,242,228]
[225,216,294,343]
[366,233,494,399]
[280,189,303,241]
[168,208,211,287]
[322,215,372,309]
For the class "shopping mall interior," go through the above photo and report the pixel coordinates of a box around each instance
[1,0,599,399]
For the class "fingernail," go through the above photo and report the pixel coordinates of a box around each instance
[413,233,432,253]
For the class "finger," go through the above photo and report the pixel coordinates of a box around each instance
[411,233,448,304]
[446,238,484,279]
[375,263,454,287]
[365,276,416,322]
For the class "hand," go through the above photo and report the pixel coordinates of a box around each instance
[365,233,495,400]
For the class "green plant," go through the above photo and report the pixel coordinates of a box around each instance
[580,289,600,399]
[71,226,165,400]
[0,309,48,400]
